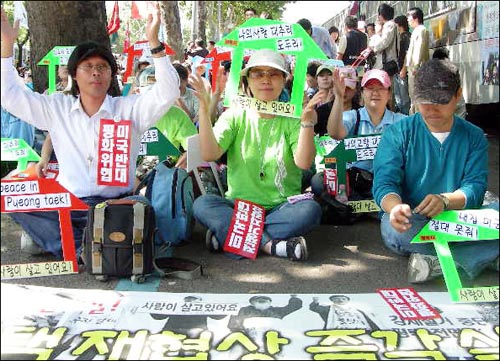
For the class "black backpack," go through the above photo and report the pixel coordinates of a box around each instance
[318,192,356,225]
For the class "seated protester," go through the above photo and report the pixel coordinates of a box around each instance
[189,49,322,261]
[174,63,200,126]
[0,5,180,259]
[305,61,320,99]
[311,69,405,199]
[313,64,335,136]
[373,58,499,283]
[133,65,198,182]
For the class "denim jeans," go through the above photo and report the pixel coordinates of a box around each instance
[10,196,109,259]
[380,202,499,279]
[393,74,410,115]
[193,194,322,259]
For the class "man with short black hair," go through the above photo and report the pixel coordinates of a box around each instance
[298,18,335,59]
[0,5,180,258]
[336,15,368,66]
[373,58,499,284]
[367,3,398,74]
[401,7,430,114]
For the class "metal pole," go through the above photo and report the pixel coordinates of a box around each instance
[216,1,221,41]
[192,0,198,41]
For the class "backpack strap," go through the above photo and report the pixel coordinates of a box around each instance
[132,201,145,275]
[353,109,361,136]
[92,202,106,274]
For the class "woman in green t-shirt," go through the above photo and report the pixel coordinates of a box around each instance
[189,49,323,261]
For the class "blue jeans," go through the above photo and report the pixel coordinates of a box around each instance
[393,74,410,115]
[193,194,322,259]
[380,202,499,279]
[10,196,109,259]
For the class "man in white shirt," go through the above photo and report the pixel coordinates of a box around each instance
[0,4,180,259]
[400,7,430,114]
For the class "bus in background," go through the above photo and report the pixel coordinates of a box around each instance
[323,1,499,134]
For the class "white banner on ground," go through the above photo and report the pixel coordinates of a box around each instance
[1,284,498,359]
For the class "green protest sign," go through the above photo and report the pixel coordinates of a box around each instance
[216,17,327,118]
[37,46,75,95]
[412,209,499,302]
[1,138,41,171]
[139,127,181,160]
[321,134,381,213]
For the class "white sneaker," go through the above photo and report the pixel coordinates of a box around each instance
[20,232,47,256]
[408,253,443,283]
[205,229,220,252]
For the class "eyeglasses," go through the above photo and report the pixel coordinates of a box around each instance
[78,64,111,74]
[248,70,284,80]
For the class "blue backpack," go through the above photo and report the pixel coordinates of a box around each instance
[135,160,194,249]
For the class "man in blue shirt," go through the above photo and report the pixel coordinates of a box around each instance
[373,58,499,283]
[297,18,335,59]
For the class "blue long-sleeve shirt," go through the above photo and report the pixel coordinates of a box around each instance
[373,113,488,210]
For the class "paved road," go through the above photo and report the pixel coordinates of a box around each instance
[1,135,498,295]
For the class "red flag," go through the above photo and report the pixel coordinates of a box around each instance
[107,1,120,35]
[131,1,142,19]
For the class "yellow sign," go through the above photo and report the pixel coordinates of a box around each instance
[348,199,380,213]
[1,261,75,279]
[459,286,499,303]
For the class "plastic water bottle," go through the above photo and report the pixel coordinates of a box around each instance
[336,184,349,204]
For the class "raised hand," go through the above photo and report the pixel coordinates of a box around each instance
[145,2,161,45]
[188,72,211,110]
[1,7,19,53]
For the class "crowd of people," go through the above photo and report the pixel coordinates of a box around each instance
[1,3,498,285]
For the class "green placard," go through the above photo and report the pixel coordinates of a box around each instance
[216,18,327,118]
[412,209,499,302]
[37,46,75,95]
[320,134,381,212]
[139,127,181,160]
[1,138,41,171]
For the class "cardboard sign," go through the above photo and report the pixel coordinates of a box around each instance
[202,48,232,91]
[122,40,175,83]
[320,134,381,212]
[37,46,76,95]
[139,127,181,159]
[0,177,89,276]
[216,17,328,118]
[1,138,41,171]
[97,119,131,186]
[378,288,441,320]
[412,209,499,302]
[223,199,265,259]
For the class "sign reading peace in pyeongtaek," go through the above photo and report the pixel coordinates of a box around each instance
[0,176,88,278]
[37,46,76,95]
[216,17,328,118]
[412,208,499,303]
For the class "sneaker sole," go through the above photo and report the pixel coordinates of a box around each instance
[408,254,430,283]
[296,236,308,261]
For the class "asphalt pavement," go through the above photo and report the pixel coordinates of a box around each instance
[1,134,498,296]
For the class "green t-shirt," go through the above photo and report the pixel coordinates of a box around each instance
[214,107,302,209]
[154,105,197,150]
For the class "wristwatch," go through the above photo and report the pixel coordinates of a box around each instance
[437,194,450,210]
[150,43,165,55]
